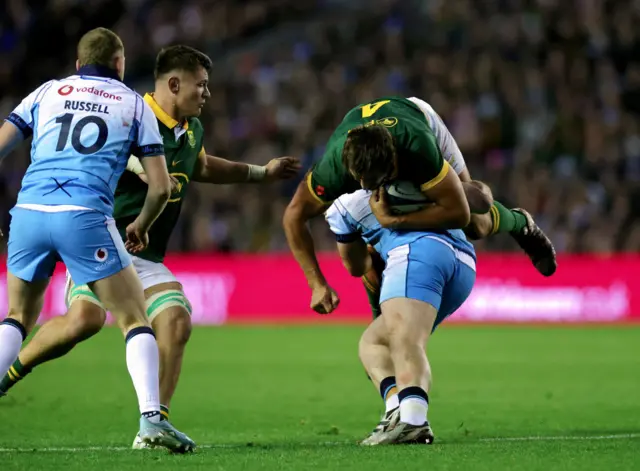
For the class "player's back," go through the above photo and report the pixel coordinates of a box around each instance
[11,73,151,215]
[326,190,475,260]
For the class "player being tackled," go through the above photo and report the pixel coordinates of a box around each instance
[0,45,301,450]
[283,96,556,320]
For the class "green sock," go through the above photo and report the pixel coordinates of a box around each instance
[160,404,170,420]
[490,201,528,234]
[0,358,31,394]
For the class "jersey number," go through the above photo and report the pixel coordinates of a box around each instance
[55,113,109,155]
[361,100,390,118]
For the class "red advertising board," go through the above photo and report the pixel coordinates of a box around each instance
[0,254,638,324]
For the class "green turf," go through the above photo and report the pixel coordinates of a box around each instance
[0,325,638,470]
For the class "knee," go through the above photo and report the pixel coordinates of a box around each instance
[462,181,493,215]
[155,310,192,348]
[66,303,106,339]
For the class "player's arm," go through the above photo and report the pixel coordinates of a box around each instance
[131,101,171,232]
[0,121,25,161]
[372,162,471,231]
[193,148,300,184]
[283,173,331,288]
[325,201,371,277]
[0,82,51,161]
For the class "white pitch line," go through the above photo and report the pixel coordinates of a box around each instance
[0,433,638,452]
[479,433,640,442]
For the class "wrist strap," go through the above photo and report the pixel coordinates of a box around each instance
[247,164,266,182]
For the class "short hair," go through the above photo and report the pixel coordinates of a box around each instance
[77,28,124,68]
[154,45,213,79]
[342,125,397,189]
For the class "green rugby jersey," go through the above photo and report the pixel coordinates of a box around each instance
[113,93,205,263]
[307,97,447,203]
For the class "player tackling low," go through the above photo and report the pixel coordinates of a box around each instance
[283,97,556,318]
[0,45,300,450]
[325,184,476,444]
[0,28,194,451]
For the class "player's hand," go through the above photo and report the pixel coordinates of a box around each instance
[264,157,302,182]
[137,172,149,184]
[310,284,340,315]
[125,221,149,254]
[369,187,395,227]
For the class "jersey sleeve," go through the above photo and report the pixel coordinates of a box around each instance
[324,199,360,243]
[406,130,449,192]
[132,98,164,158]
[307,142,358,203]
[198,146,206,158]
[5,81,54,139]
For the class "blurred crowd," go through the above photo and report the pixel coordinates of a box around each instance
[2,0,640,254]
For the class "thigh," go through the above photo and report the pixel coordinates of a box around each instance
[89,264,146,321]
[54,211,131,286]
[7,207,57,282]
[132,257,181,291]
[6,272,50,331]
[65,271,105,310]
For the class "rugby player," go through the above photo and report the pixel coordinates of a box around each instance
[0,45,300,449]
[0,28,194,451]
[325,186,476,444]
[283,97,556,318]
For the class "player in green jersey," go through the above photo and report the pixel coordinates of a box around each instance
[284,96,556,315]
[0,45,300,449]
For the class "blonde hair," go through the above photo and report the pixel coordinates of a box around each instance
[77,28,124,67]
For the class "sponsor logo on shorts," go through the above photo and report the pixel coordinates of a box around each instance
[94,248,108,262]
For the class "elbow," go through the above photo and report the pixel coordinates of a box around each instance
[283,201,305,233]
[451,202,471,229]
[343,261,366,278]
[152,182,172,202]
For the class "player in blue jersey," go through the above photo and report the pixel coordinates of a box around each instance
[0,28,194,452]
[324,188,476,445]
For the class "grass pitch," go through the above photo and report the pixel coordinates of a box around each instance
[0,324,638,470]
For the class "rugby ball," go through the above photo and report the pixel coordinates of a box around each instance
[384,181,430,214]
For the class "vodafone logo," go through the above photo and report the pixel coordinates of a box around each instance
[57,84,122,101]
[58,85,74,96]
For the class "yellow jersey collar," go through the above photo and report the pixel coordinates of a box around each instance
[143,93,189,130]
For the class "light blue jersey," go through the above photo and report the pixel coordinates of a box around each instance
[5,66,163,285]
[6,65,164,215]
[325,189,476,262]
[326,190,476,329]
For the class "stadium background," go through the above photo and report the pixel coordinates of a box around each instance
[0,2,639,470]
[1,0,639,324]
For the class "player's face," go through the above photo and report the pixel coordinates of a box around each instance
[176,67,210,118]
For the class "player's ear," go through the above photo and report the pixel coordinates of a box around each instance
[168,77,180,95]
[76,59,80,71]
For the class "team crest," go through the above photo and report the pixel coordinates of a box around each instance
[187,130,196,148]
[376,117,398,128]
[94,248,108,262]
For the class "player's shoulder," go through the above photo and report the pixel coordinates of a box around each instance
[186,116,205,134]
[333,190,371,220]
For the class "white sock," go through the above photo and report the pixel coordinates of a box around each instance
[125,331,161,419]
[399,397,428,426]
[0,323,25,381]
[385,393,399,412]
